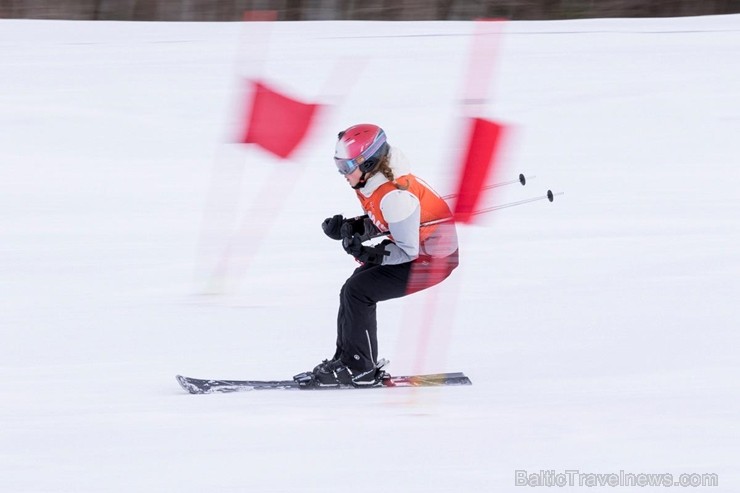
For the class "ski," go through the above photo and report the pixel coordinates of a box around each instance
[176,371,472,394]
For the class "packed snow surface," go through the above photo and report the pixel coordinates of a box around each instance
[1,14,739,492]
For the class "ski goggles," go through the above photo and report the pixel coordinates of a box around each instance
[334,156,365,176]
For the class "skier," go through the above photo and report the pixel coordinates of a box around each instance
[300,123,459,387]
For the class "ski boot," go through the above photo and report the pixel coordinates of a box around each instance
[293,358,389,389]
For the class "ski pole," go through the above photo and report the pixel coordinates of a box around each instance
[462,189,562,216]
[351,173,532,223]
[441,173,530,201]
[369,190,562,238]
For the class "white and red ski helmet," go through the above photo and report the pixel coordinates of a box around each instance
[334,123,389,176]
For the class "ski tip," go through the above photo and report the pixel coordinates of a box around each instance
[175,375,204,394]
[175,374,189,390]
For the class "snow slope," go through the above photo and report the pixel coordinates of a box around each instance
[1,15,739,492]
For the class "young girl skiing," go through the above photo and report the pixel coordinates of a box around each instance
[297,124,459,388]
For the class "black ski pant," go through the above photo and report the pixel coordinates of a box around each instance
[334,250,459,372]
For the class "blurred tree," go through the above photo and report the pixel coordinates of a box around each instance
[132,0,157,20]
[437,0,454,19]
[382,0,404,20]
[2,0,97,19]
[0,0,16,18]
[1,0,740,21]
[95,0,135,20]
[285,0,303,20]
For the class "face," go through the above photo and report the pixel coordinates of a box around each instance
[345,167,364,188]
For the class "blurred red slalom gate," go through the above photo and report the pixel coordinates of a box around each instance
[238,9,322,160]
[452,19,508,224]
[240,79,322,160]
[393,20,508,387]
[197,11,330,295]
[452,117,506,223]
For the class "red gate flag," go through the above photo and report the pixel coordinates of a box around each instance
[240,79,321,159]
[452,117,506,224]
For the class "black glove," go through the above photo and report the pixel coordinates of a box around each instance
[343,216,366,237]
[342,233,389,265]
[323,215,367,240]
[321,214,345,240]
